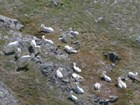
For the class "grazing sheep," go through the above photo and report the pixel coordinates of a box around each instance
[30,40,41,54]
[73,62,81,73]
[117,77,127,89]
[95,17,103,23]
[56,67,63,78]
[18,55,32,63]
[15,48,21,57]
[128,72,138,80]
[40,24,54,33]
[94,83,101,90]
[102,71,111,82]
[16,54,32,69]
[7,41,19,48]
[42,35,54,45]
[4,41,20,54]
[58,35,67,43]
[69,91,78,102]
[14,48,21,60]
[70,31,79,37]
[68,27,79,37]
[64,45,78,54]
[75,86,84,94]
[72,73,84,82]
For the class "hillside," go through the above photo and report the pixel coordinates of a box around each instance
[0,0,140,105]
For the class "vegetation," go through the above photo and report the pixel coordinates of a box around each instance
[0,0,140,105]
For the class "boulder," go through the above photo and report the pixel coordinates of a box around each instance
[103,52,120,63]
[0,15,23,30]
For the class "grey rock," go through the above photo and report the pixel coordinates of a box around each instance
[0,82,18,105]
[0,91,5,98]
[109,95,119,103]
[40,63,54,76]
[52,0,63,7]
[62,79,70,83]
[0,15,24,30]
[99,99,109,105]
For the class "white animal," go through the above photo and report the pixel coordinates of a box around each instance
[75,86,84,94]
[7,41,19,48]
[40,24,54,33]
[94,83,101,90]
[17,54,33,67]
[69,91,78,102]
[95,17,103,23]
[42,35,54,45]
[72,73,84,82]
[73,62,81,73]
[58,36,67,43]
[64,45,78,54]
[128,72,138,80]
[5,41,20,53]
[56,67,63,78]
[15,48,21,57]
[18,55,32,63]
[30,40,41,54]
[70,31,79,36]
[31,40,37,48]
[68,27,79,37]
[117,77,127,89]
[102,71,112,82]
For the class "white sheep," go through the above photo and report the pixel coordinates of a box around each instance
[128,72,138,80]
[70,31,79,36]
[117,77,127,89]
[7,41,19,48]
[40,24,54,33]
[102,71,112,82]
[72,73,84,82]
[17,54,33,67]
[68,27,79,37]
[4,41,20,53]
[18,55,32,63]
[30,40,41,54]
[75,86,84,94]
[73,62,81,73]
[95,17,103,23]
[31,40,37,48]
[15,47,21,58]
[69,91,78,102]
[64,45,78,54]
[56,67,63,78]
[42,35,54,45]
[94,83,101,90]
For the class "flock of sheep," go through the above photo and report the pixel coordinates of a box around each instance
[3,24,139,104]
[40,24,140,103]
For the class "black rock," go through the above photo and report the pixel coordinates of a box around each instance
[28,46,35,54]
[103,52,120,63]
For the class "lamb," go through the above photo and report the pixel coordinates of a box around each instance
[40,24,54,33]
[64,45,78,54]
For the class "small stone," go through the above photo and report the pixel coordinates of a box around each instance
[109,95,119,103]
[0,91,5,98]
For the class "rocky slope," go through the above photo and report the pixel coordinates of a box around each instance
[0,0,140,105]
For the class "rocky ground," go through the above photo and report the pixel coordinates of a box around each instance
[0,0,140,105]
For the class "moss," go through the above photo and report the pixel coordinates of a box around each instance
[0,40,6,45]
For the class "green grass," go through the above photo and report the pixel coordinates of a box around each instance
[1,0,140,105]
